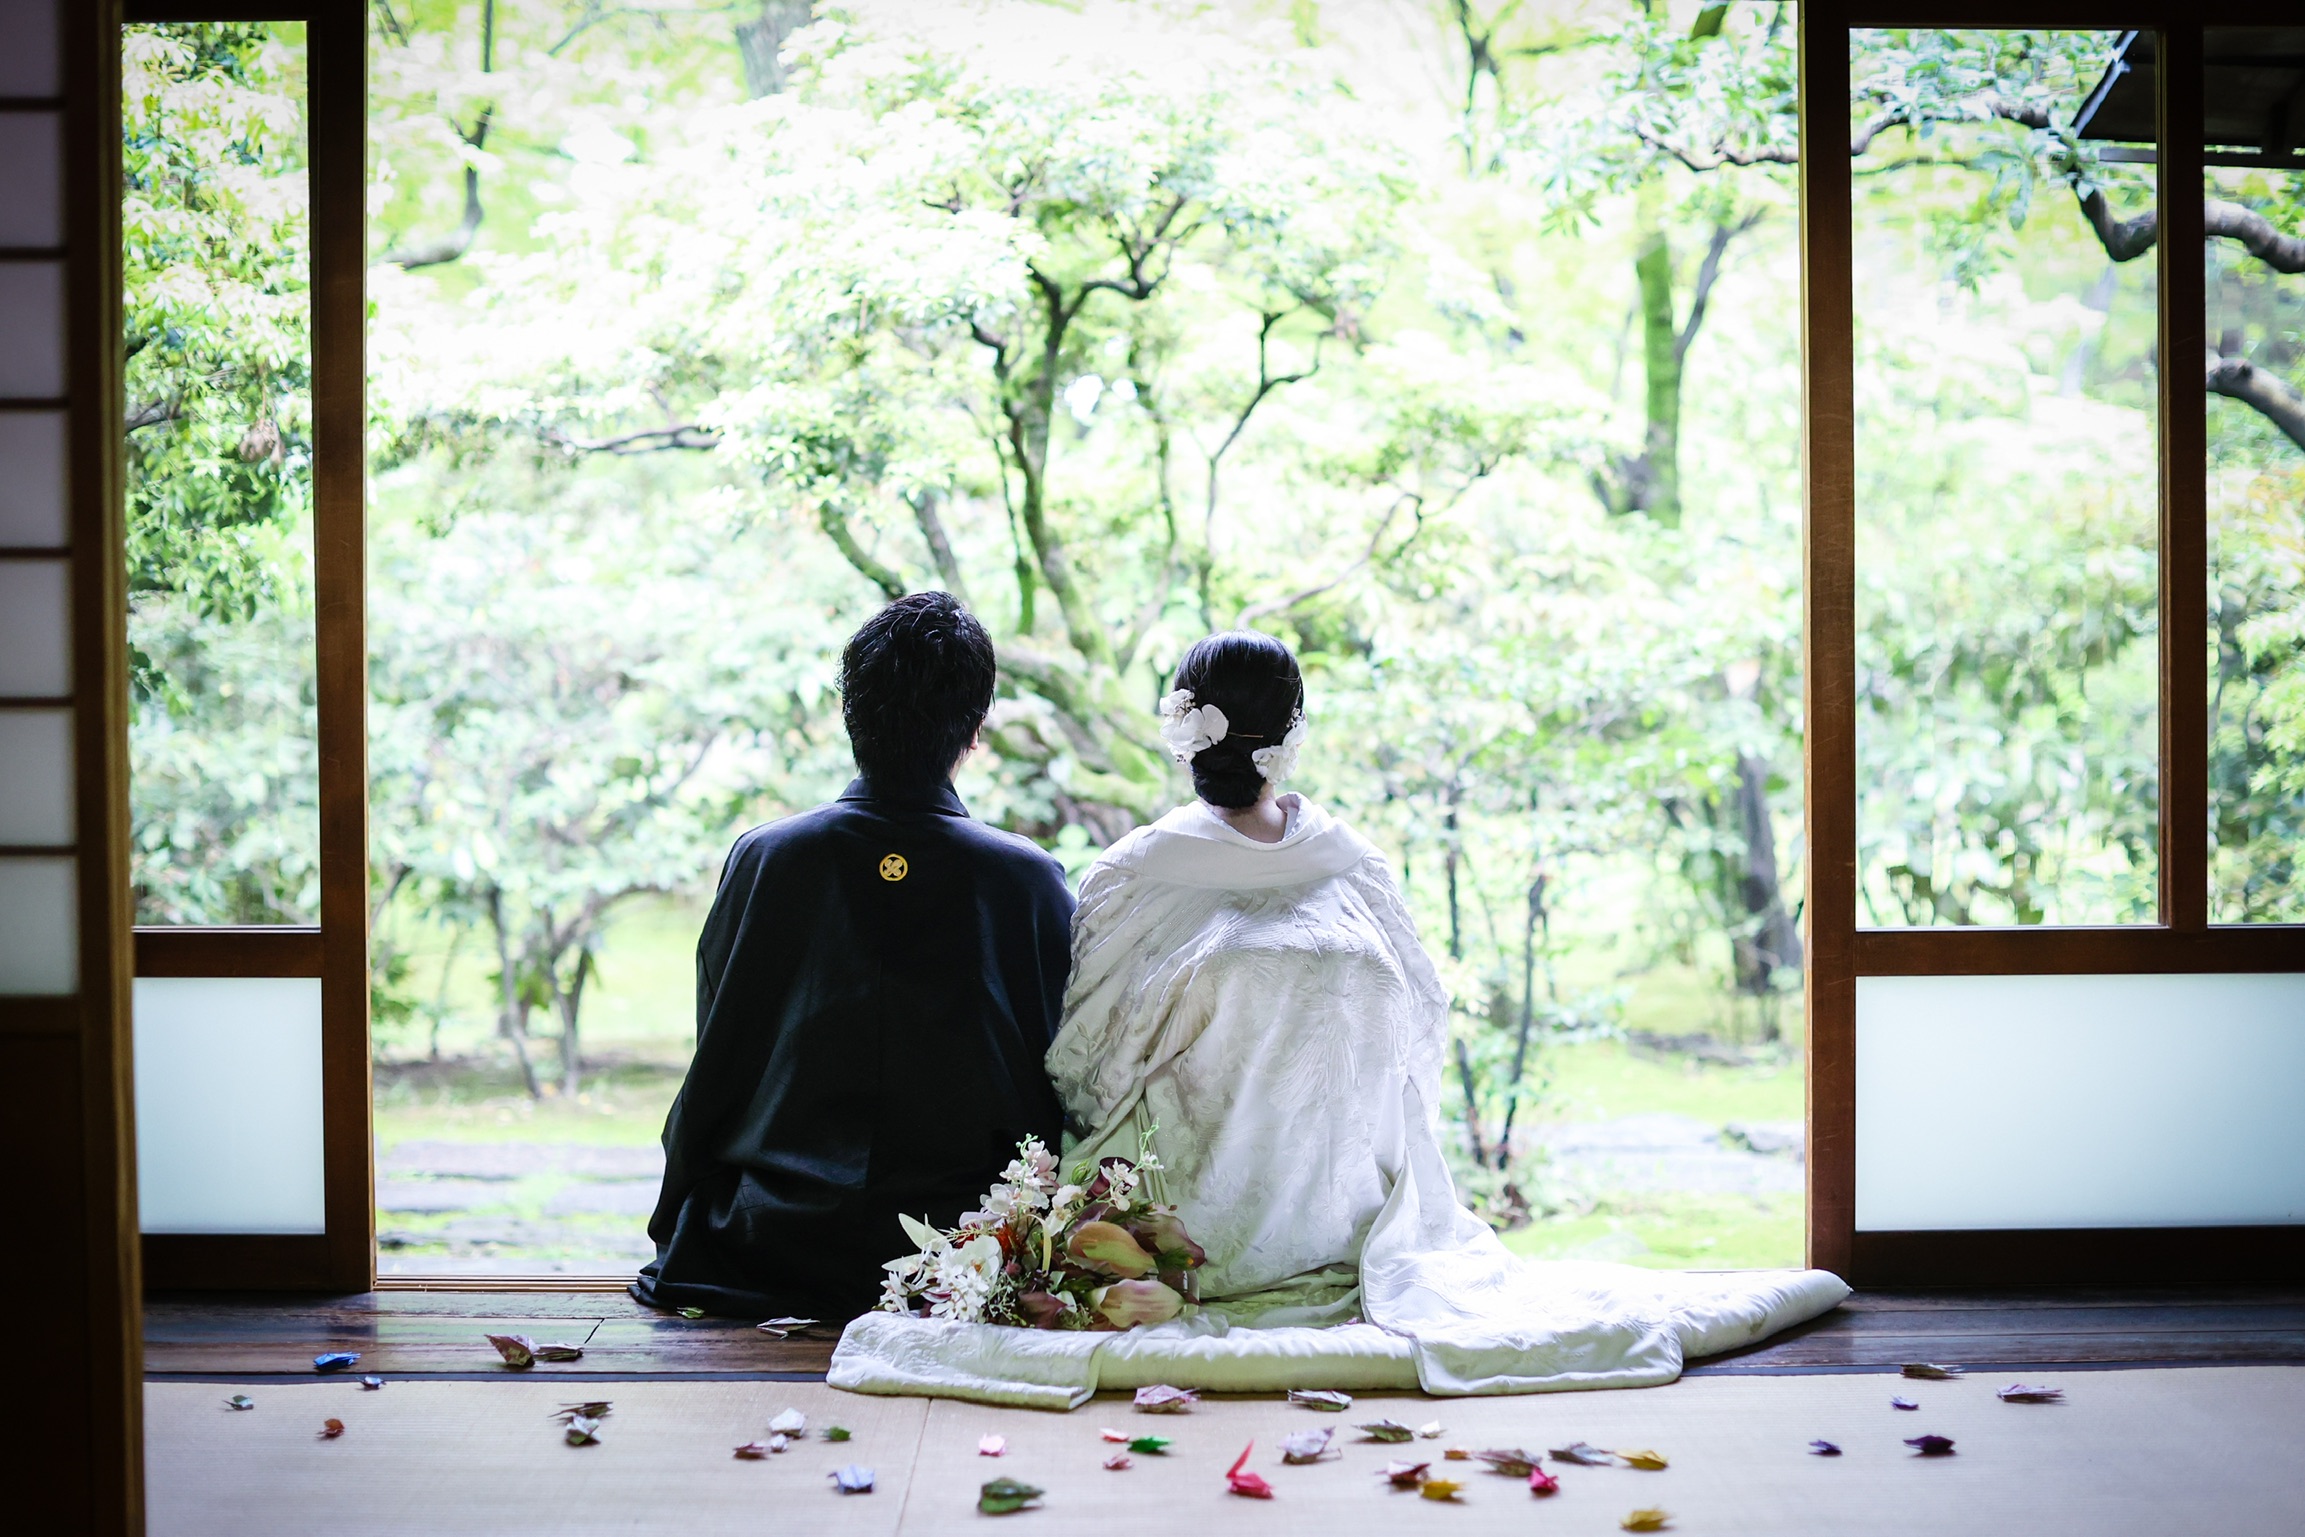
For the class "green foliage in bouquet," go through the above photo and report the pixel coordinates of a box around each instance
[878,1136,1205,1330]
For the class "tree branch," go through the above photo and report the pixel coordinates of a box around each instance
[815,501,907,600]
[2074,188,2160,262]
[1010,266,1109,667]
[1200,311,1324,584]
[125,399,181,433]
[544,422,719,455]
[1646,91,2037,175]
[2209,352,2305,453]
[2206,199,2305,274]
[1234,491,1417,630]
[1674,211,1761,365]
[908,488,974,611]
[383,106,492,270]
[2071,195,2305,273]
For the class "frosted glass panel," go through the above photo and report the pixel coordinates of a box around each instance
[0,411,65,545]
[0,853,73,992]
[0,556,66,694]
[0,111,60,246]
[0,2,59,98]
[0,706,69,842]
[1858,973,2305,1229]
[135,976,326,1234]
[0,260,63,397]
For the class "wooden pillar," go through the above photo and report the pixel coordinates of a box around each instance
[0,0,142,1529]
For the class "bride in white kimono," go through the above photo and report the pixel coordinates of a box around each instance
[1042,631,1846,1394]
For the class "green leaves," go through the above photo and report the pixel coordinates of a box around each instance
[978,1477,1043,1514]
[123,24,313,624]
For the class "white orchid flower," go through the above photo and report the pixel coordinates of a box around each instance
[1156,688,1229,763]
[1251,712,1309,785]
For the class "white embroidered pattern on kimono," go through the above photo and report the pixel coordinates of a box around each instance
[1040,795,1851,1396]
[1047,797,1439,1301]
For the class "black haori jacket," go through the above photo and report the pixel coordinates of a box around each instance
[632,777,1073,1320]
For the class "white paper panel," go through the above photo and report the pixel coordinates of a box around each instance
[0,411,65,545]
[0,259,63,397]
[0,705,68,842]
[0,556,67,694]
[135,977,327,1234]
[0,111,60,246]
[1857,973,2305,1230]
[0,1,58,100]
[0,852,73,992]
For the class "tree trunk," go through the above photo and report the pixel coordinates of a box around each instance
[736,1,812,99]
[1631,194,1683,528]
[486,889,541,1100]
[429,927,465,1064]
[1497,869,1547,1158]
[1453,1036,1489,1166]
[1443,792,1464,960]
[557,949,593,1100]
[1727,751,1800,1015]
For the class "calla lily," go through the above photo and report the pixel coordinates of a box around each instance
[1018,1291,1075,1330]
[1091,1278,1183,1329]
[1067,1220,1157,1278]
[1127,1209,1207,1268]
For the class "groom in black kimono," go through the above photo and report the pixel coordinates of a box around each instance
[633,593,1073,1319]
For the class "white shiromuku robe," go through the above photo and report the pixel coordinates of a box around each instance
[827,797,1847,1406]
[1048,797,1847,1391]
[1046,795,1437,1306]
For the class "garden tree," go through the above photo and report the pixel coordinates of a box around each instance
[1849,280,2161,924]
[1441,0,1575,173]
[2205,175,2305,919]
[369,0,745,274]
[1496,16,2297,947]
[364,458,851,1096]
[122,22,320,921]
[2212,459,2305,920]
[736,0,812,98]
[122,24,310,647]
[1591,20,2305,437]
[1454,3,1804,1007]
[394,3,1588,841]
[1313,500,1754,1196]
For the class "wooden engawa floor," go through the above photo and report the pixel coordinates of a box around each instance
[144,1288,2305,1536]
[145,1285,2305,1381]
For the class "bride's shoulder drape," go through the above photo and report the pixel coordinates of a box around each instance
[1044,802,1449,1134]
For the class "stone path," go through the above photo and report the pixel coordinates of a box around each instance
[372,1119,1803,1275]
[375,1140,664,1272]
[1530,1113,1804,1196]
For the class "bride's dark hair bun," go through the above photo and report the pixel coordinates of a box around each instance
[1171,630,1305,810]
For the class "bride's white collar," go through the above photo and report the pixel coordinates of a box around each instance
[1099,794,1375,890]
[1192,792,1303,847]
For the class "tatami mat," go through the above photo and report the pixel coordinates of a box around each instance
[149,1367,2305,1535]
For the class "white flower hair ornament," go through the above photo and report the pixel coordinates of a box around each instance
[1156,688,1229,764]
[1250,712,1309,786]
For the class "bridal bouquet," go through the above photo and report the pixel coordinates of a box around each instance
[878,1136,1205,1330]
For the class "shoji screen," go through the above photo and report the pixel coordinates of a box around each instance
[0,0,143,1524]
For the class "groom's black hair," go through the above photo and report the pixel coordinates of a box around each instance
[1171,629,1305,809]
[840,592,997,788]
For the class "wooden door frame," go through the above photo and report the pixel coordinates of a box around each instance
[126,0,372,1292]
[101,0,2305,1298]
[1802,1,2305,1285]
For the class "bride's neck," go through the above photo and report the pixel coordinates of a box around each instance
[1205,791,1288,845]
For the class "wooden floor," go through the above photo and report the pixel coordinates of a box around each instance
[143,1286,2305,1379]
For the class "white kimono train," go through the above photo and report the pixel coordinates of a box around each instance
[829,798,1847,1408]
